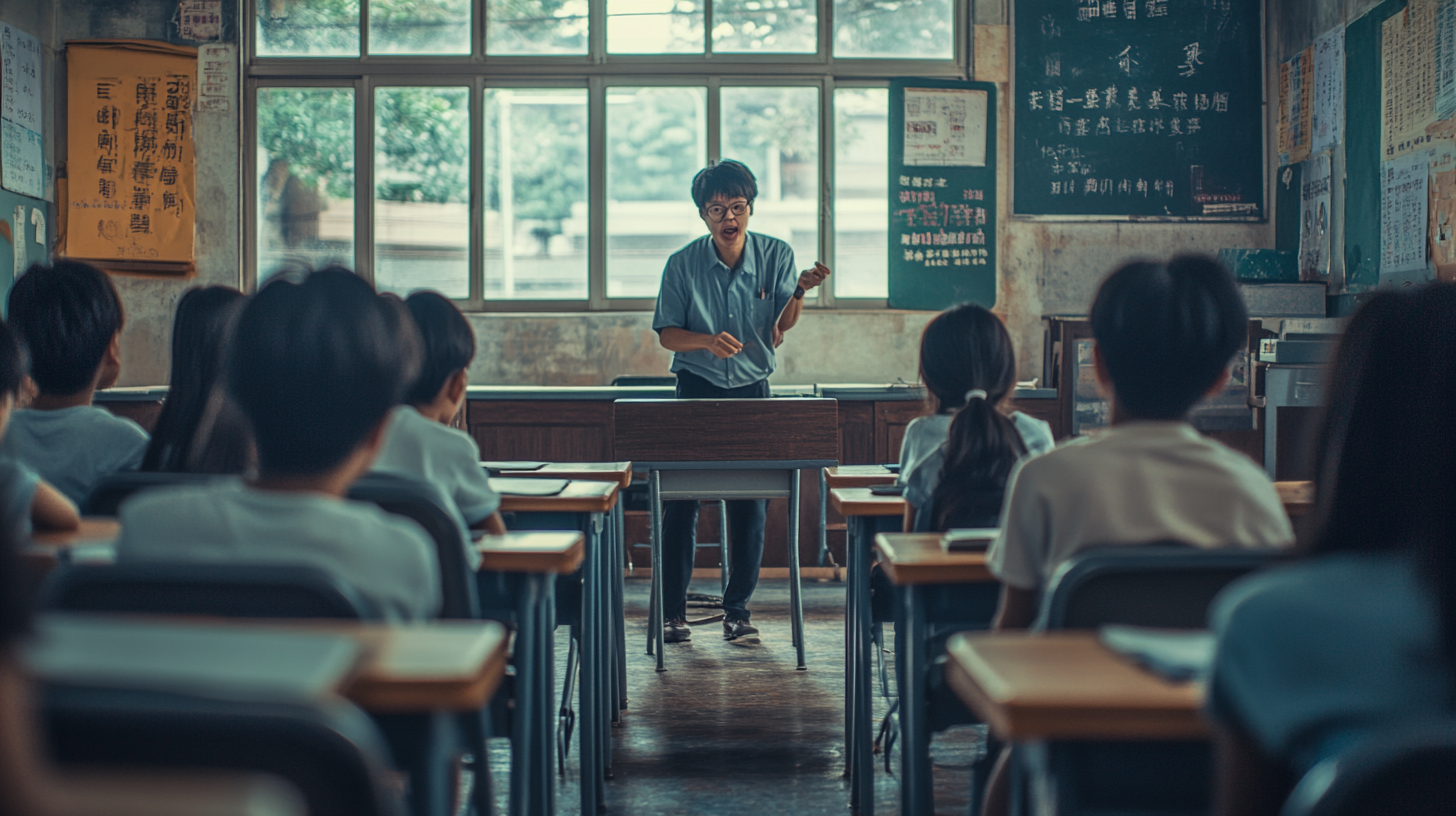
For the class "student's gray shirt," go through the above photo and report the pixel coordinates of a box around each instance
[651,232,799,390]
[1209,553,1449,774]
[0,458,39,539]
[116,479,441,622]
[896,411,1055,530]
[0,407,149,506]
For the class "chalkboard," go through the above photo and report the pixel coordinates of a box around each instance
[887,78,998,311]
[1013,0,1265,219]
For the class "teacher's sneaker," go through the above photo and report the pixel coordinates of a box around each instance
[723,618,760,643]
[664,619,692,643]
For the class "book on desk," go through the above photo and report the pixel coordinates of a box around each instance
[941,528,998,552]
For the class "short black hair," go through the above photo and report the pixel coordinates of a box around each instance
[1089,254,1247,420]
[691,160,757,210]
[228,266,421,476]
[0,320,26,398]
[402,290,475,406]
[6,260,123,396]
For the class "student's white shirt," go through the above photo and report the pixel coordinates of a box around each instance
[896,410,1056,516]
[372,406,499,523]
[0,407,149,506]
[987,421,1294,591]
[115,479,441,622]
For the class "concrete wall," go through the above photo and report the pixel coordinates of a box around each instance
[57,0,242,386]
[70,0,1280,387]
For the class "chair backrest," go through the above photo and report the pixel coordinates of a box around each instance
[348,472,480,619]
[82,471,219,516]
[42,562,379,620]
[1281,722,1456,816]
[42,683,404,816]
[611,375,677,387]
[1038,544,1287,630]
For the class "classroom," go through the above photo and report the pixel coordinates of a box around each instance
[0,0,1451,814]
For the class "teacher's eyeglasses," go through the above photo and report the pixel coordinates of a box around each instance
[705,202,750,221]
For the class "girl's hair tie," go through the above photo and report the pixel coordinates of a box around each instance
[962,389,987,405]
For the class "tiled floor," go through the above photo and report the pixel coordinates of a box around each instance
[490,576,986,815]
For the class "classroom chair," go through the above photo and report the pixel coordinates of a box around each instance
[41,562,380,620]
[42,682,404,816]
[81,471,219,516]
[1018,544,1288,816]
[1280,721,1456,816]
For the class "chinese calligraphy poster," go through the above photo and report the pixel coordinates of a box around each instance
[66,40,196,268]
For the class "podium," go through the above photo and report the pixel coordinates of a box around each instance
[614,398,838,671]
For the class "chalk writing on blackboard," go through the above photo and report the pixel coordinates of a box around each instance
[892,175,989,268]
[903,88,987,167]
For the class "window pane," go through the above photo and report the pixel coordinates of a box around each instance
[257,88,356,283]
[607,86,707,298]
[485,89,588,300]
[712,0,816,53]
[834,87,888,298]
[721,86,818,293]
[607,0,704,53]
[374,87,471,298]
[369,0,472,54]
[257,0,360,57]
[486,0,589,54]
[833,0,953,59]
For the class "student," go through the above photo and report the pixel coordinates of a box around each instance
[1,261,149,506]
[897,303,1054,532]
[1207,285,1456,816]
[141,286,253,474]
[0,321,80,536]
[979,255,1294,816]
[116,267,441,622]
[371,291,506,540]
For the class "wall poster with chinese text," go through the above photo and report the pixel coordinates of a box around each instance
[65,39,196,273]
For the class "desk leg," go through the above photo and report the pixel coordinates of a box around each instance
[718,500,730,595]
[593,511,613,786]
[540,574,557,816]
[580,513,601,816]
[900,583,931,816]
[844,511,856,782]
[788,470,806,671]
[651,470,666,672]
[613,500,628,717]
[818,470,829,569]
[851,516,875,815]
[509,575,541,816]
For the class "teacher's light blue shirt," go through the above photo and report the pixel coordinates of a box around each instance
[652,232,799,390]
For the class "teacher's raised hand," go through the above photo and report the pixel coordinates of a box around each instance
[708,331,744,359]
[798,262,831,292]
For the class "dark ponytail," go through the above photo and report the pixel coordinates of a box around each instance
[919,304,1025,530]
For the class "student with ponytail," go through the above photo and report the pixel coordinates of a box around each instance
[897,303,1054,532]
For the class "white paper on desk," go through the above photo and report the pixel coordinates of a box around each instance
[488,477,569,497]
[1099,625,1214,682]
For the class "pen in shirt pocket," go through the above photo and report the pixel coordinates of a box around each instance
[759,287,766,299]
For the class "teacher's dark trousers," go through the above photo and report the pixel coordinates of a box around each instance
[660,369,769,623]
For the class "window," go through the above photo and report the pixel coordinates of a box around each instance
[246,0,965,309]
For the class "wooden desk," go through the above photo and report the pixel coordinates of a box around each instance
[832,488,906,815]
[873,533,999,814]
[1276,480,1314,517]
[874,532,993,585]
[824,465,897,489]
[338,621,511,712]
[496,480,618,514]
[32,517,120,547]
[496,462,632,489]
[477,531,584,574]
[943,632,1207,741]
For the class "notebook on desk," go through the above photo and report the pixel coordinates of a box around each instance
[941,528,998,552]
[481,461,548,472]
[487,477,570,497]
[1099,625,1214,683]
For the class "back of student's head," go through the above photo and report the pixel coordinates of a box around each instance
[1305,285,1456,658]
[229,267,421,476]
[0,321,26,401]
[919,304,1025,530]
[1089,255,1246,420]
[6,261,123,396]
[402,291,475,407]
[143,286,247,472]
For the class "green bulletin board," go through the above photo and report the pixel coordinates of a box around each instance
[888,78,998,311]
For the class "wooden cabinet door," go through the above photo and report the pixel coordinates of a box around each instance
[467,400,615,461]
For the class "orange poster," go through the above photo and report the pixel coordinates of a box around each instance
[65,40,196,271]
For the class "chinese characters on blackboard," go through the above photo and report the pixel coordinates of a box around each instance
[894,175,988,268]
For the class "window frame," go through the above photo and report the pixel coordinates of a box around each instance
[243,0,973,311]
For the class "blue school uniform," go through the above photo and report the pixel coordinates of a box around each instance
[0,407,149,506]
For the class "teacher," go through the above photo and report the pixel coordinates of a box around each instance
[651,159,831,645]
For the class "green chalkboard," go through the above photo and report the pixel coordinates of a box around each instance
[1345,0,1406,290]
[1013,0,1265,218]
[887,79,998,311]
